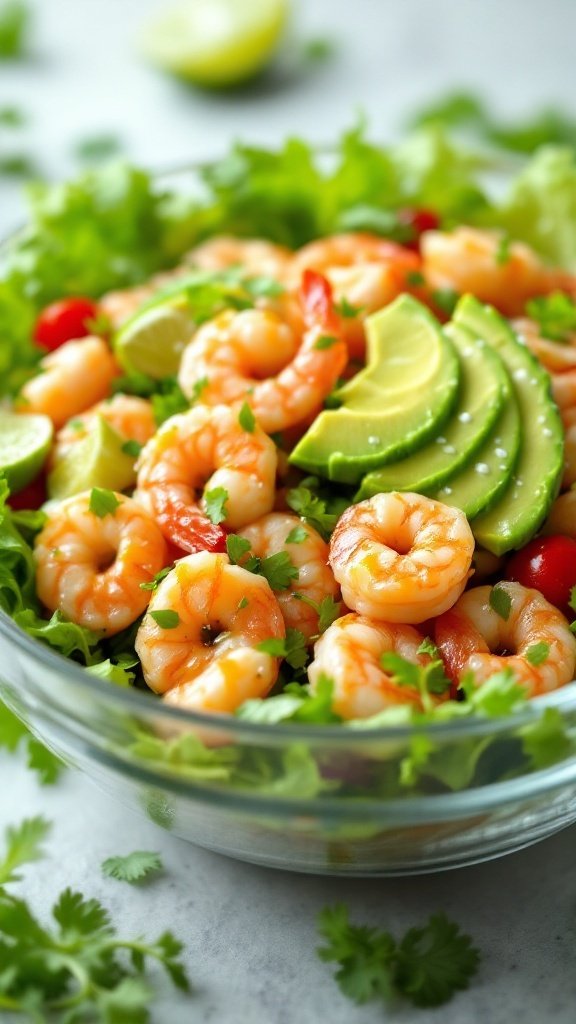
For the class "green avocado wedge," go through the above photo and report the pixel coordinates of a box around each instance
[453,296,563,555]
[356,322,508,500]
[429,387,521,519]
[290,296,460,484]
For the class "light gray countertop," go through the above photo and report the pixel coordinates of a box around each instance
[2,1,576,1021]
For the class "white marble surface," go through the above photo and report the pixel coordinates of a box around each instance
[2,1,576,1021]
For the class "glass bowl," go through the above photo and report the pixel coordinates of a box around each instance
[2,607,576,876]
[3,164,576,876]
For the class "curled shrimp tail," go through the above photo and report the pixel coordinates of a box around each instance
[155,495,227,554]
[301,269,341,333]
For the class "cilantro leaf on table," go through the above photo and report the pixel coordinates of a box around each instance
[0,817,190,1018]
[395,912,481,1007]
[317,904,480,1009]
[102,851,163,885]
[0,816,51,885]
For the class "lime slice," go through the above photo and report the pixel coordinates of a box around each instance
[0,411,53,494]
[114,302,194,380]
[141,0,288,88]
[47,416,138,500]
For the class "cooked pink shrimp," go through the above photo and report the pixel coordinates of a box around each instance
[541,491,576,540]
[513,317,576,373]
[178,270,348,433]
[18,336,119,428]
[550,369,576,411]
[34,491,166,635]
[238,513,341,640]
[52,394,156,464]
[290,233,422,358]
[188,236,293,279]
[308,613,441,719]
[329,492,474,624]
[135,403,277,552]
[434,582,576,697]
[136,551,285,713]
[421,227,574,317]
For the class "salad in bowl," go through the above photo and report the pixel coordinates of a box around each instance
[2,126,576,874]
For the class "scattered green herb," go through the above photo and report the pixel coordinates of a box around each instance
[238,400,256,433]
[101,850,163,885]
[139,566,173,592]
[489,584,512,621]
[317,904,480,1009]
[257,628,308,670]
[525,642,550,667]
[203,486,229,526]
[315,334,338,350]
[121,438,143,457]
[0,0,29,59]
[149,609,180,629]
[74,133,123,163]
[89,487,121,518]
[285,524,308,545]
[525,292,576,343]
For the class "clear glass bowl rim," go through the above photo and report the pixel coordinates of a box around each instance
[4,159,576,748]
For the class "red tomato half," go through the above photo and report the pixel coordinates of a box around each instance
[506,534,576,617]
[398,207,441,250]
[34,297,101,351]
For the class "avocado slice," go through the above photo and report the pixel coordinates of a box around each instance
[290,296,460,484]
[454,296,563,554]
[47,416,138,500]
[429,385,521,518]
[355,322,508,500]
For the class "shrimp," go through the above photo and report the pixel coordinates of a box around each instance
[34,491,167,635]
[290,233,421,358]
[188,236,293,280]
[178,270,348,433]
[421,227,574,317]
[135,403,277,552]
[541,490,576,540]
[550,369,576,411]
[135,551,285,713]
[18,336,119,428]
[329,492,474,624]
[434,581,576,697]
[307,613,440,719]
[237,513,341,640]
[51,393,156,465]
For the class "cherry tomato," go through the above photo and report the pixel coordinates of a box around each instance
[7,474,47,511]
[505,534,576,616]
[34,297,101,351]
[398,207,441,250]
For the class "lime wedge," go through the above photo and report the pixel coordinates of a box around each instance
[47,416,138,500]
[0,411,53,494]
[141,0,288,88]
[114,302,194,380]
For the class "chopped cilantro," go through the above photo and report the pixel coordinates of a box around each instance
[238,400,256,433]
[431,288,459,315]
[381,650,450,709]
[417,637,440,659]
[89,488,121,518]
[0,103,25,126]
[237,596,249,610]
[190,375,209,402]
[203,486,229,525]
[149,609,180,629]
[101,850,163,884]
[151,378,188,425]
[489,584,512,621]
[406,269,425,286]
[334,296,364,318]
[317,595,341,633]
[226,534,252,564]
[525,292,576,343]
[74,134,123,164]
[120,438,143,457]
[315,334,339,350]
[243,275,285,298]
[525,642,550,667]
[317,904,480,1009]
[139,565,172,591]
[285,524,308,544]
[259,550,299,590]
[257,628,308,670]
[0,816,51,885]
[286,481,344,540]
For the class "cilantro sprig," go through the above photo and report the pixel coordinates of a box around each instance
[0,818,190,1018]
[102,851,163,885]
[318,904,480,1009]
[526,292,576,343]
[226,534,299,590]
[380,641,451,712]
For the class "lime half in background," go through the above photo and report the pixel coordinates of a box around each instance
[141,0,289,88]
[114,302,195,379]
[0,412,53,494]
